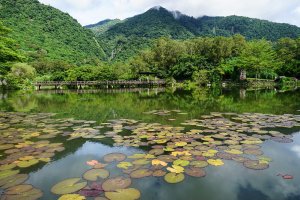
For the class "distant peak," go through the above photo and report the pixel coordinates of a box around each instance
[150,6,163,11]
[171,10,183,19]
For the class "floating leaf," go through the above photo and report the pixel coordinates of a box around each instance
[94,162,108,169]
[171,151,191,157]
[190,161,208,168]
[175,142,187,147]
[86,160,99,166]
[128,154,145,159]
[151,159,167,167]
[17,159,39,168]
[224,149,243,155]
[243,149,263,156]
[83,169,109,181]
[207,159,224,166]
[103,153,126,163]
[132,159,150,165]
[117,162,133,170]
[105,188,141,200]
[51,178,87,195]
[3,187,43,200]
[78,189,102,197]
[152,170,167,177]
[0,169,19,180]
[243,160,269,170]
[6,184,33,195]
[167,165,184,173]
[185,167,206,177]
[58,194,86,200]
[173,159,190,167]
[102,176,132,191]
[0,163,16,171]
[0,174,28,189]
[130,169,152,178]
[149,149,164,155]
[164,173,185,184]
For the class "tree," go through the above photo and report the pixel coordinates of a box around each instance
[275,38,300,78]
[0,21,24,64]
[222,40,279,80]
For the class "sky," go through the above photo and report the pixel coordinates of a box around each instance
[38,0,300,27]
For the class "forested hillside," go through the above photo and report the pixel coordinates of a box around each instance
[91,6,300,61]
[0,0,105,64]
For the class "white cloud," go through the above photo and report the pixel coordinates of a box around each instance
[38,0,300,26]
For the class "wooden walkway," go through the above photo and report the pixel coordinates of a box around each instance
[34,80,166,90]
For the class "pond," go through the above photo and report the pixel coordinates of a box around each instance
[0,87,300,200]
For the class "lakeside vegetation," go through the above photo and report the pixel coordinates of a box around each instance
[0,0,299,90]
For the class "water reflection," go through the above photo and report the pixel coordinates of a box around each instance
[0,88,299,200]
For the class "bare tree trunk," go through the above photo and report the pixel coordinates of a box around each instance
[240,69,247,80]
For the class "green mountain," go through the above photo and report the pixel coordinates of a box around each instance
[85,19,122,36]
[0,0,105,64]
[89,6,300,61]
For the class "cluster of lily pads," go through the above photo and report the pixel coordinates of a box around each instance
[0,112,98,200]
[1,111,300,200]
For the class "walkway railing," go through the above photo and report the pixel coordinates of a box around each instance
[34,80,166,90]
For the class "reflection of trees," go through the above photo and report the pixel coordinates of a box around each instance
[8,91,38,112]
[2,88,300,124]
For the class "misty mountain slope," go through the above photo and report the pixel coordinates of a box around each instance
[88,6,300,61]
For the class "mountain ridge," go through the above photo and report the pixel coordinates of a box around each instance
[89,6,300,61]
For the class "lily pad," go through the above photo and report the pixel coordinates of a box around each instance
[86,160,99,166]
[243,149,263,156]
[17,159,39,168]
[132,159,150,165]
[130,169,152,178]
[164,173,185,184]
[185,167,206,177]
[216,152,235,160]
[173,159,190,167]
[152,170,167,177]
[105,188,141,200]
[3,187,43,200]
[152,159,167,167]
[103,153,126,163]
[0,163,17,171]
[167,165,184,173]
[58,194,86,200]
[149,148,164,155]
[224,149,243,155]
[117,162,133,170]
[207,159,224,166]
[0,174,28,189]
[243,160,269,170]
[78,189,102,197]
[190,161,208,168]
[83,169,109,181]
[102,176,132,191]
[0,169,19,180]
[6,184,33,195]
[51,178,87,195]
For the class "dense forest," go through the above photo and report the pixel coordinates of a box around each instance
[95,7,300,61]
[0,0,105,64]
[0,0,300,89]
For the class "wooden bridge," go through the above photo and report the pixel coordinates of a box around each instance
[34,80,166,90]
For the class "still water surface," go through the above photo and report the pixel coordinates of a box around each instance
[0,87,300,200]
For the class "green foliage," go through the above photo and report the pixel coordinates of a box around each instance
[222,40,280,79]
[0,0,105,64]
[0,21,24,64]
[6,63,36,89]
[275,38,300,78]
[89,7,300,61]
